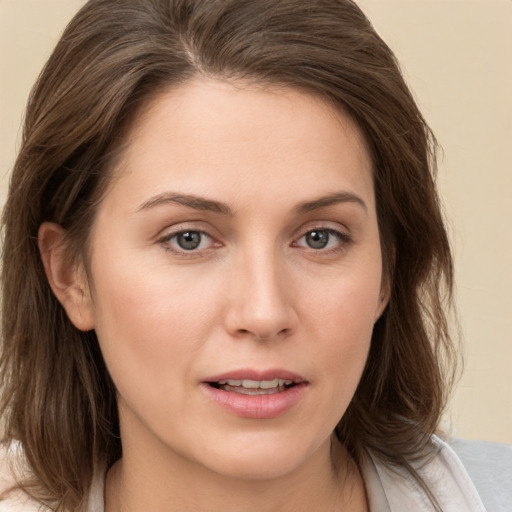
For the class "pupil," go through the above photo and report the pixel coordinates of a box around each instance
[306,230,329,249]
[177,231,201,250]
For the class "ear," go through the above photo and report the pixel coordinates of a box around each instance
[38,222,95,331]
[375,275,391,322]
[375,243,395,322]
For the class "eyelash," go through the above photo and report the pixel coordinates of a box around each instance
[158,226,352,257]
[159,230,219,258]
[293,228,352,254]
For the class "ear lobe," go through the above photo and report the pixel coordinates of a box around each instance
[375,246,394,322]
[375,279,391,322]
[38,222,95,331]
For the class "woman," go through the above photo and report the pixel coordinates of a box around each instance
[0,0,490,511]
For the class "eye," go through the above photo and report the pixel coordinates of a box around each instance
[295,228,350,251]
[163,230,215,252]
[304,230,330,249]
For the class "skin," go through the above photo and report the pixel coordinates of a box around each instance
[40,79,388,511]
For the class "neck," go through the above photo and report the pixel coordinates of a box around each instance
[105,435,368,512]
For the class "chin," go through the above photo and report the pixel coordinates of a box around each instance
[208,454,306,481]
[195,431,329,481]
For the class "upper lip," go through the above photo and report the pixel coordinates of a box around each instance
[203,368,307,384]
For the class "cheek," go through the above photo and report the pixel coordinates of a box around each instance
[88,252,223,396]
[300,255,382,338]
[317,291,375,381]
[297,262,381,396]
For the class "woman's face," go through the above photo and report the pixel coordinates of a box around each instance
[83,79,387,479]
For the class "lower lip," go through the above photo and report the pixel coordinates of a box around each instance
[201,383,308,419]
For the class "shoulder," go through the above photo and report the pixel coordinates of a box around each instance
[0,443,104,512]
[0,443,47,512]
[448,437,512,512]
[363,435,497,512]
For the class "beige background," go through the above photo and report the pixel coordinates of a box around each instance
[1,1,511,444]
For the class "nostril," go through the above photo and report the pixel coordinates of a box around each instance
[235,327,289,341]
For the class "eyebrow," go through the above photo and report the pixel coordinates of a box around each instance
[294,191,367,215]
[137,192,234,216]
[136,190,367,216]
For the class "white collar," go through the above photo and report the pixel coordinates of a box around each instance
[360,436,487,512]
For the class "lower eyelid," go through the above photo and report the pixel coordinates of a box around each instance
[295,228,352,250]
[159,230,213,251]
[158,226,351,254]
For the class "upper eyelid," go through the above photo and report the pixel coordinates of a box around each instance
[292,221,351,239]
[294,228,350,245]
[157,222,219,240]
[160,229,215,245]
[161,227,210,237]
[298,227,347,238]
[158,230,219,257]
[155,220,351,244]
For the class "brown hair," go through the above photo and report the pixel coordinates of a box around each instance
[1,0,456,510]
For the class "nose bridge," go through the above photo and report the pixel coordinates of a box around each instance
[225,241,296,340]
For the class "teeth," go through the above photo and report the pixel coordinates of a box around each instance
[226,386,280,395]
[217,378,293,389]
[218,379,242,386]
[257,379,278,389]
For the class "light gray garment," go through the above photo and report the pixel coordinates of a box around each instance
[361,435,488,512]
[450,438,512,512]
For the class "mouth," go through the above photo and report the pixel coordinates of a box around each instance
[207,378,298,395]
[202,370,308,419]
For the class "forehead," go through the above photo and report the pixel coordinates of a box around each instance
[106,78,374,213]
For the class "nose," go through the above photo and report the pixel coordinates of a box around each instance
[223,249,298,341]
